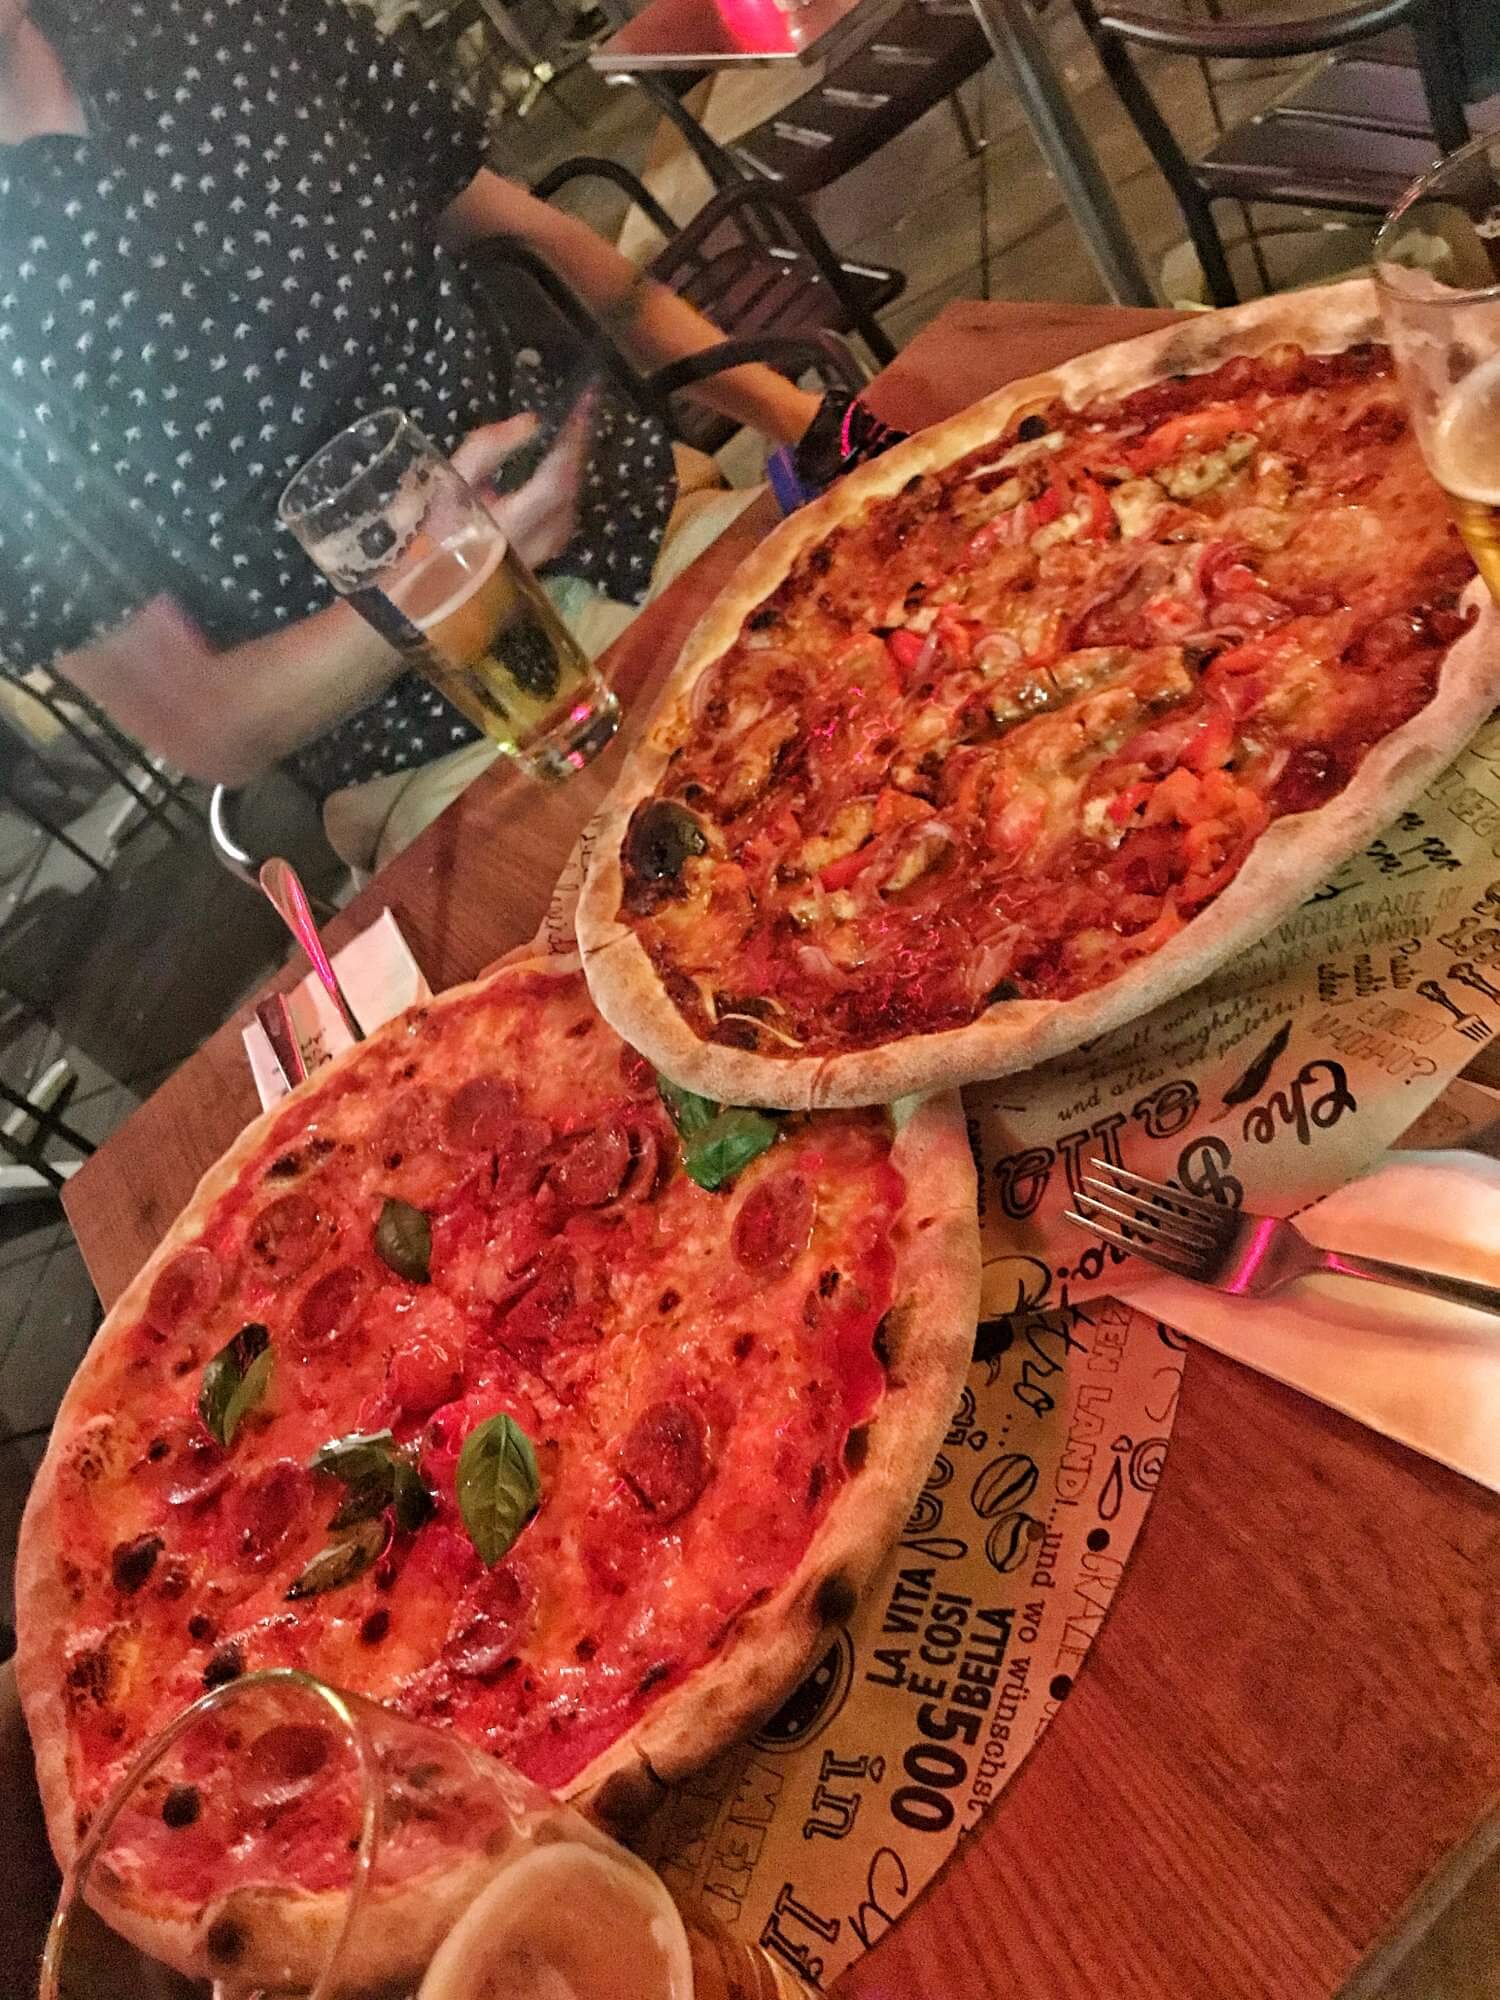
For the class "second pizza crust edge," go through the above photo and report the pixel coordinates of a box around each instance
[576,281,1500,1107]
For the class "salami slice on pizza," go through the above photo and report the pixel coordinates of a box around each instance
[16,954,977,1988]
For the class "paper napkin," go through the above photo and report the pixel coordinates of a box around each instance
[1116,1141,1500,1494]
[241,908,429,1110]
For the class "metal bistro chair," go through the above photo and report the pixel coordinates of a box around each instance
[529,162,899,453]
[1068,0,1488,306]
[619,5,996,287]
[626,0,994,202]
[0,668,203,1203]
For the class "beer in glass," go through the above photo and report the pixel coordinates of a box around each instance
[280,409,618,778]
[1375,133,1500,602]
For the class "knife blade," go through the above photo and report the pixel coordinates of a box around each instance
[255,993,308,1090]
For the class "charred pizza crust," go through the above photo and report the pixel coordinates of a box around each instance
[576,281,1500,1108]
[577,1080,976,1821]
[16,952,977,1990]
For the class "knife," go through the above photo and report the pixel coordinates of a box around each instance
[255,993,308,1090]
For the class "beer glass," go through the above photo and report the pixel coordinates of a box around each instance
[1374,133,1500,601]
[280,410,619,778]
[40,1669,807,2000]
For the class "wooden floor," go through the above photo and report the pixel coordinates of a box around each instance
[491,1,1382,341]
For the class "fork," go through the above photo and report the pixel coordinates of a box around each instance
[1067,1159,1500,1319]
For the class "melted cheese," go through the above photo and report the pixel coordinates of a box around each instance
[624,342,1472,1042]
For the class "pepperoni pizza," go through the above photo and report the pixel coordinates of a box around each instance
[16,954,977,1986]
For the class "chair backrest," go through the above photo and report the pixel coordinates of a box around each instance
[462,210,891,456]
[1070,0,1474,155]
[644,182,889,328]
[1069,0,1474,306]
[641,180,898,446]
[527,157,901,448]
[730,0,991,196]
[1453,7,1500,100]
[626,9,989,203]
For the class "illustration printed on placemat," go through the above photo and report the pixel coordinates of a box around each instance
[639,1303,1181,1989]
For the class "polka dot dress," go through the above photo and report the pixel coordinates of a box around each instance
[0,0,676,797]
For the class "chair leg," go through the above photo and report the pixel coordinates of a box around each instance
[46,672,207,828]
[0,772,108,878]
[830,275,898,368]
[1411,0,1471,156]
[1238,201,1272,295]
[1186,193,1237,307]
[0,1118,67,1194]
[0,1073,94,1164]
[633,73,750,194]
[470,0,590,128]
[19,680,191,841]
[971,0,1155,304]
[812,330,873,392]
[1072,2,1229,305]
[945,83,992,299]
[474,0,544,73]
[949,86,982,160]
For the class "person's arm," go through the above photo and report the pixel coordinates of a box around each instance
[437,169,820,446]
[58,410,592,788]
[61,593,404,788]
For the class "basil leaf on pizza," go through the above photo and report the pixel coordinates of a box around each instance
[311,1428,399,1485]
[311,1429,434,1532]
[457,1414,541,1564]
[223,1346,274,1446]
[391,1457,436,1534]
[285,1517,387,1601]
[656,1071,718,1139]
[375,1197,431,1283]
[328,1481,387,1530]
[199,1322,272,1447]
[682,1107,778,1191]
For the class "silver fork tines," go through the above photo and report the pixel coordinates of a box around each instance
[1083,1158,1226,1220]
[1077,1174,1221,1249]
[1063,1202,1203,1277]
[1065,1156,1500,1321]
[1067,1157,1240,1283]
[1072,1193,1206,1262]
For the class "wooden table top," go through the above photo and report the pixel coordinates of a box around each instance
[589,0,898,70]
[63,301,1500,2000]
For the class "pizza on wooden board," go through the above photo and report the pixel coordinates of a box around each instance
[576,282,1500,1108]
[16,954,977,1989]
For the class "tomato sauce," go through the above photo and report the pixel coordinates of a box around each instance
[44,968,913,1880]
[621,344,1477,1053]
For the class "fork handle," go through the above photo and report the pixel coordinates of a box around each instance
[1315,1248,1500,1320]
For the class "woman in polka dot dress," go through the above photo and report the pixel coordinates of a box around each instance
[0,0,816,813]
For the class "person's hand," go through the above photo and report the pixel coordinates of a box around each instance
[452,392,597,571]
